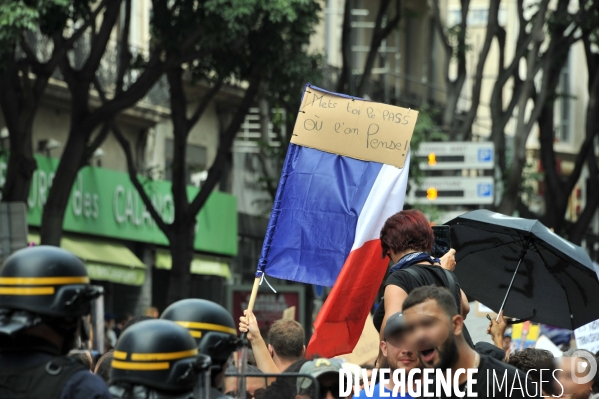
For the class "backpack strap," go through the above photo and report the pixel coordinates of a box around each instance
[404,266,461,314]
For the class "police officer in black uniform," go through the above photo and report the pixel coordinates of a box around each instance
[161,299,238,399]
[0,245,111,399]
[109,319,212,399]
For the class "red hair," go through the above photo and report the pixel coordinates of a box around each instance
[379,209,434,258]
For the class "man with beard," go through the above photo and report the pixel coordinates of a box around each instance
[357,312,421,398]
[401,286,542,398]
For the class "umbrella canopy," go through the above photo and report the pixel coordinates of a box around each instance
[446,209,599,330]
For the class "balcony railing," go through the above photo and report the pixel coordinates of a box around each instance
[17,31,169,109]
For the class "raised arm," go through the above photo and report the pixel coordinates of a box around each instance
[378,285,408,341]
[239,310,280,375]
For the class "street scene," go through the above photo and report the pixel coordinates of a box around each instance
[1,0,599,398]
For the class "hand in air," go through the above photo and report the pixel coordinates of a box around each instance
[239,309,261,343]
[439,248,456,271]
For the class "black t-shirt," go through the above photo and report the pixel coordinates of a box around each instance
[432,354,542,398]
[373,265,463,332]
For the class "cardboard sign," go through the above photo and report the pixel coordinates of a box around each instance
[282,306,296,320]
[574,264,599,353]
[336,314,380,366]
[512,321,540,350]
[535,335,563,357]
[291,85,417,168]
[574,319,599,354]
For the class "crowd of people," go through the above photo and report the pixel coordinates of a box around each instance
[1,210,599,398]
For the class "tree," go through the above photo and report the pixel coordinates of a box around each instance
[0,0,105,202]
[112,0,321,304]
[38,0,218,245]
[439,0,597,239]
[538,0,599,242]
[336,0,402,97]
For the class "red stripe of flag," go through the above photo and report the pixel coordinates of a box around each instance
[306,239,388,358]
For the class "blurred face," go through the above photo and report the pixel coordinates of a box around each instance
[555,357,594,398]
[381,333,420,373]
[225,376,267,399]
[502,336,511,352]
[402,299,458,370]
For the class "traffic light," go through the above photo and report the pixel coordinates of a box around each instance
[428,153,437,166]
[426,187,438,200]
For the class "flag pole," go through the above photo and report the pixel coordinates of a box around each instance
[247,277,261,312]
[238,277,260,397]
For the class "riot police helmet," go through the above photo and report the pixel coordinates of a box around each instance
[0,245,102,336]
[110,319,211,398]
[160,299,238,371]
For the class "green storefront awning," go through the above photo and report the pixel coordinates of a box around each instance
[155,249,231,279]
[28,233,146,286]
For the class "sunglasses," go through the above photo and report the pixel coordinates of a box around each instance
[225,391,264,399]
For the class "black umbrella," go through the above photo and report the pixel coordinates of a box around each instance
[446,209,599,329]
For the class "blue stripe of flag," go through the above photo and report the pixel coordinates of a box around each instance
[257,144,383,287]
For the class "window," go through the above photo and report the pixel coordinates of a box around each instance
[556,52,571,143]
[448,9,462,26]
[233,107,286,153]
[469,9,488,25]
[164,139,207,185]
[448,7,506,26]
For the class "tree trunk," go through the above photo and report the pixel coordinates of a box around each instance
[496,1,549,215]
[166,221,195,304]
[442,88,461,136]
[40,128,88,245]
[0,62,38,203]
[336,0,352,94]
[537,105,568,232]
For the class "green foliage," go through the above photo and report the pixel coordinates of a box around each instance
[0,0,91,66]
[446,25,471,60]
[408,105,446,187]
[519,160,543,205]
[152,0,321,89]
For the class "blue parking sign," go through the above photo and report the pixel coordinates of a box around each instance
[477,183,492,197]
[478,148,492,162]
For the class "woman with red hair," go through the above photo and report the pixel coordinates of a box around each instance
[372,209,473,347]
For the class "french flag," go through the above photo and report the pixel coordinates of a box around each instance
[256,141,410,357]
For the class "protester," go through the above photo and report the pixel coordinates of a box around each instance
[224,364,267,398]
[296,358,348,399]
[401,285,540,398]
[507,348,554,374]
[340,362,362,397]
[161,298,240,397]
[373,210,473,350]
[267,319,306,370]
[261,358,310,399]
[68,349,95,370]
[109,319,211,398]
[239,309,286,375]
[0,246,111,399]
[356,312,420,398]
[503,331,513,356]
[104,313,118,347]
[144,306,159,318]
[555,349,598,398]
[507,348,557,395]
[112,313,132,339]
[94,350,113,383]
[120,315,153,335]
[473,341,508,361]
[486,310,509,355]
